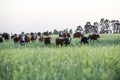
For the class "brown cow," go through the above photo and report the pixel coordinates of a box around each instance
[25,35,31,43]
[31,33,37,42]
[12,34,20,43]
[56,37,65,46]
[56,37,71,46]
[13,34,31,44]
[44,37,51,45]
[73,32,83,38]
[88,34,100,42]
[57,32,71,46]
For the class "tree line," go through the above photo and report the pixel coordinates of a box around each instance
[53,18,120,34]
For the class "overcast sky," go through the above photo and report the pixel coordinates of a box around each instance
[0,0,120,34]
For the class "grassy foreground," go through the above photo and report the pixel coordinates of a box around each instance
[0,34,120,80]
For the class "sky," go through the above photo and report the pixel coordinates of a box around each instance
[0,0,120,34]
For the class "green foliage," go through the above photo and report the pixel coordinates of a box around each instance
[0,34,120,80]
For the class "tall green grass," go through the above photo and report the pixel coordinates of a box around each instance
[0,34,120,80]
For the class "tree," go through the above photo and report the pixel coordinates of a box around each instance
[53,29,58,34]
[75,25,83,33]
[111,20,120,33]
[93,22,99,33]
[84,22,91,34]
[100,18,110,34]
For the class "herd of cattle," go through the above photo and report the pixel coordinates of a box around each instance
[0,32,100,46]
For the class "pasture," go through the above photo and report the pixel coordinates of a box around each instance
[0,34,120,80]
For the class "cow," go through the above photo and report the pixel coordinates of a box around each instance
[88,34,100,42]
[43,32,49,36]
[19,34,26,45]
[0,34,3,43]
[39,34,44,42]
[25,35,31,43]
[57,32,71,46]
[73,32,83,38]
[2,32,10,40]
[13,34,20,44]
[31,33,37,42]
[44,37,51,45]
[56,37,71,46]
[80,36,89,44]
[59,32,71,38]
[62,33,67,37]
[11,35,14,39]
[56,37,65,46]
[64,37,71,46]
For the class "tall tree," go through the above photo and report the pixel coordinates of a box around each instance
[93,22,99,33]
[111,20,120,33]
[100,18,110,34]
[75,25,83,33]
[53,29,58,34]
[84,22,91,34]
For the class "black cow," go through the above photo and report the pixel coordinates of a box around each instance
[2,32,10,40]
[64,37,71,46]
[0,34,3,43]
[81,36,89,44]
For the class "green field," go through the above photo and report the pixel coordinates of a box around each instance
[0,34,120,80]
